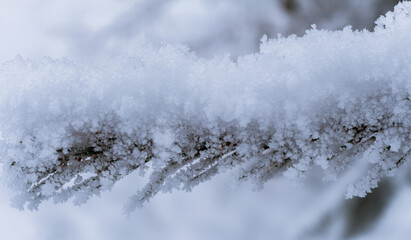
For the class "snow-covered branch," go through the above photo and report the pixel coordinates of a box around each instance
[0,2,410,213]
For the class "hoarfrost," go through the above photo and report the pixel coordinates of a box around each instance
[0,2,410,214]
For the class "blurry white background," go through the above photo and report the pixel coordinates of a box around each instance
[1,0,410,239]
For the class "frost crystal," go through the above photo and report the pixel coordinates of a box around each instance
[0,2,410,213]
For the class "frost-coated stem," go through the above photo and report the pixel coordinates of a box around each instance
[0,2,410,214]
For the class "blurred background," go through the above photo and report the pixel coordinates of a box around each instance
[1,0,410,239]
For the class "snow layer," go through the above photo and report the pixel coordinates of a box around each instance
[0,2,410,213]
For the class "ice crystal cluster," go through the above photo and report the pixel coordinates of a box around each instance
[0,2,410,213]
